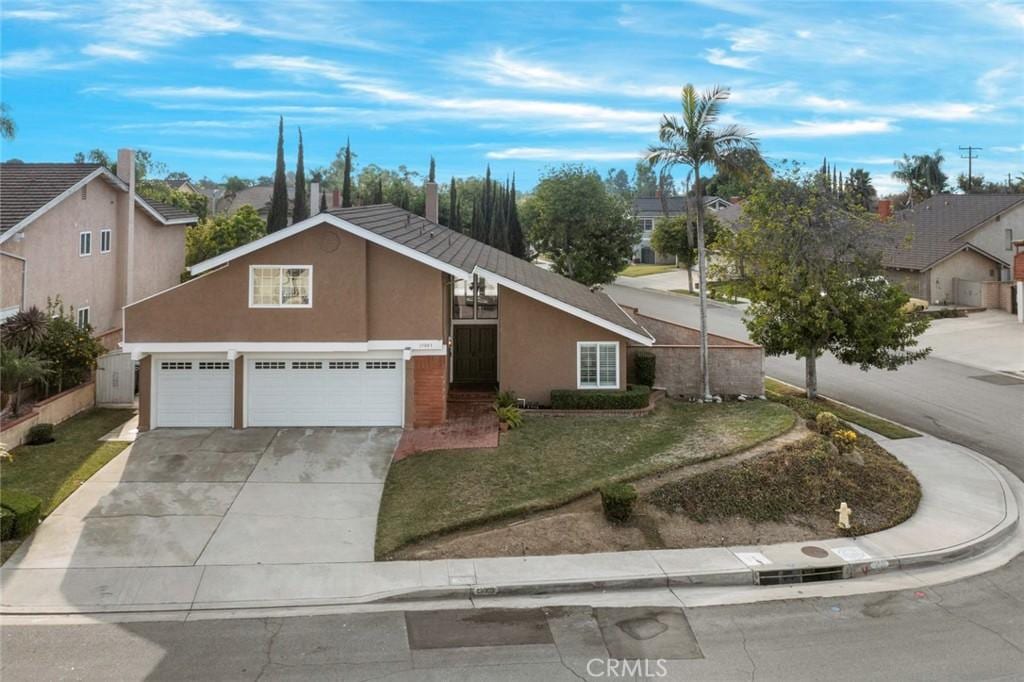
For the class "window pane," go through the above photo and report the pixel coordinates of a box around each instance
[579,344,598,386]
[252,267,281,305]
[282,268,310,305]
[599,344,617,386]
[452,279,474,319]
[476,276,498,319]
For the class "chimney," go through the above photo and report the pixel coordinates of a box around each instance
[877,199,892,220]
[730,196,741,205]
[332,189,341,208]
[425,180,439,223]
[117,148,137,304]
[310,181,320,215]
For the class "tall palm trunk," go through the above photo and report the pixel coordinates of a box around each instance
[693,168,711,401]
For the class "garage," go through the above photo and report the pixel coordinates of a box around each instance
[246,356,404,427]
[154,357,234,427]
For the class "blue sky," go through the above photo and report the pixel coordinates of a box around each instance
[2,0,1022,195]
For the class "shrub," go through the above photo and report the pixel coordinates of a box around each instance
[600,483,638,523]
[0,507,14,541]
[550,385,651,410]
[815,411,841,435]
[832,429,858,453]
[495,391,518,409]
[25,423,55,445]
[494,405,523,429]
[634,351,656,387]
[0,489,42,538]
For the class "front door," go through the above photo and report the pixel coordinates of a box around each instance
[453,325,497,384]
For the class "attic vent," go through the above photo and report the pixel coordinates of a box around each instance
[756,565,846,585]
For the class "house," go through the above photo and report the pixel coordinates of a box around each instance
[154,177,199,194]
[203,184,293,219]
[0,151,199,348]
[882,194,1023,309]
[630,196,739,264]
[122,182,662,431]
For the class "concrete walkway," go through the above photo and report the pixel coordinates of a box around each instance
[917,310,1024,377]
[2,427,1019,616]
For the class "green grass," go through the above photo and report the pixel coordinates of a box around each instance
[619,263,678,277]
[376,399,796,557]
[649,433,921,536]
[1,408,134,516]
[764,378,919,439]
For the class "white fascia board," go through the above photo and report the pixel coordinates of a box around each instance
[122,340,445,356]
[473,266,655,346]
[189,213,471,279]
[0,168,108,244]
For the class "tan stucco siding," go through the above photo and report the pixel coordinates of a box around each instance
[962,204,1022,277]
[498,286,629,404]
[125,224,444,343]
[885,268,928,300]
[1,252,25,310]
[366,243,445,340]
[132,209,187,303]
[928,249,1001,305]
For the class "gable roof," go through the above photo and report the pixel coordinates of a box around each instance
[884,194,1024,271]
[0,162,197,243]
[190,204,654,345]
[631,196,731,215]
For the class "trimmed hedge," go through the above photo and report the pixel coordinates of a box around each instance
[550,385,651,410]
[0,489,42,539]
[26,423,56,445]
[600,483,638,522]
[634,351,656,387]
[0,508,14,541]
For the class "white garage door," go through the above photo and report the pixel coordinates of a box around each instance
[155,358,234,427]
[247,357,403,427]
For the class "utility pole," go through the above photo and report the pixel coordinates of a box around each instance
[959,145,981,192]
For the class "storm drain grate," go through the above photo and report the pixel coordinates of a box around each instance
[756,566,846,585]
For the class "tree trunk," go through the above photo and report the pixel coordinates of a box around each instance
[694,168,712,401]
[805,351,818,400]
[687,267,694,292]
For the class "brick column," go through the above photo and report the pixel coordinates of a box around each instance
[412,355,447,427]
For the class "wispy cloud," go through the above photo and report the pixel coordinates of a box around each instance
[0,47,75,73]
[486,147,642,161]
[2,8,67,21]
[704,48,757,70]
[144,144,273,161]
[470,49,596,91]
[991,144,1024,154]
[81,43,147,61]
[756,118,897,138]
[116,86,336,101]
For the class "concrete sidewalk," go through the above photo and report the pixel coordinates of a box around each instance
[1,431,1019,616]
[917,310,1024,377]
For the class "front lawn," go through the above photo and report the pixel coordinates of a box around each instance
[764,378,919,439]
[619,263,677,277]
[376,399,795,557]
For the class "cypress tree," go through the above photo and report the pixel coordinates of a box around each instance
[373,177,383,204]
[482,165,492,235]
[507,174,525,258]
[341,138,353,207]
[428,156,436,183]
[266,116,289,232]
[320,190,328,212]
[448,177,458,230]
[292,127,308,222]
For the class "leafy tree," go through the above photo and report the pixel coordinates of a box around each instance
[185,205,267,268]
[520,165,638,285]
[164,171,191,183]
[648,84,760,401]
[320,190,328,212]
[72,148,165,181]
[892,149,947,205]
[720,172,930,399]
[651,213,722,292]
[633,161,659,196]
[138,180,207,221]
[0,346,51,416]
[293,128,308,222]
[36,300,104,395]
[0,307,49,351]
[703,148,770,199]
[844,168,876,209]
[224,176,253,193]
[1,102,16,140]
[604,168,632,199]
[266,116,289,232]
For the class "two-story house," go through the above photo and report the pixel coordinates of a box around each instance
[630,195,740,264]
[0,150,198,348]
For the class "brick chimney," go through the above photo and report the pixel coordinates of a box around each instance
[877,199,892,220]
[425,180,439,223]
[332,189,341,208]
[117,148,137,304]
[310,181,320,215]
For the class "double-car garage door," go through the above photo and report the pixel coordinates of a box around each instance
[152,355,403,428]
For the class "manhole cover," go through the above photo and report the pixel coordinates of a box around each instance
[969,374,1024,386]
[801,546,830,558]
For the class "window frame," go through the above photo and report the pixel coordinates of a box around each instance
[100,228,112,254]
[576,341,619,390]
[79,231,92,257]
[248,265,314,309]
[76,306,90,329]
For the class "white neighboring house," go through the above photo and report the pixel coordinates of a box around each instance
[630,196,740,264]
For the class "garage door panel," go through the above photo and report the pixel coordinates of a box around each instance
[247,358,402,427]
[156,359,234,427]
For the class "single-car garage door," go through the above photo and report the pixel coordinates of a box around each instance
[154,358,234,427]
[247,357,403,427]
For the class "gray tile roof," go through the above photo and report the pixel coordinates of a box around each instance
[329,204,652,340]
[632,196,728,215]
[0,163,102,233]
[884,194,1024,270]
[142,198,198,223]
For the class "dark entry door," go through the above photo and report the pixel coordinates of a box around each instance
[453,325,498,384]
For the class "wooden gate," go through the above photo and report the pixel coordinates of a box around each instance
[96,352,136,405]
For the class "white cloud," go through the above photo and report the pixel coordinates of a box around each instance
[756,118,897,138]
[0,47,74,73]
[704,48,757,70]
[976,63,1021,101]
[2,9,66,21]
[486,147,642,161]
[144,145,273,161]
[120,86,332,101]
[991,144,1024,153]
[471,49,595,91]
[81,43,146,61]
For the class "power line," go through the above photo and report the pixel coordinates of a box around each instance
[959,145,982,192]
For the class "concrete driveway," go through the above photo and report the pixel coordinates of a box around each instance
[4,427,402,570]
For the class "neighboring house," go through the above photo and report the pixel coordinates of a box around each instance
[203,184,294,219]
[123,185,663,431]
[630,196,739,264]
[0,152,198,346]
[154,177,199,194]
[883,194,1023,309]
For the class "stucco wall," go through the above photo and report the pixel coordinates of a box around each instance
[0,381,96,447]
[132,209,187,303]
[962,203,1022,278]
[498,286,628,404]
[885,268,928,300]
[1,252,25,311]
[929,249,1000,305]
[627,345,764,398]
[124,223,444,343]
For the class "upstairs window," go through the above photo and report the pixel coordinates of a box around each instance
[640,218,655,233]
[577,341,618,389]
[76,307,90,329]
[100,229,112,253]
[79,231,92,256]
[249,266,312,308]
[452,274,499,320]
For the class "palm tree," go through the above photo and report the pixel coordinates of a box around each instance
[892,150,947,205]
[0,103,15,140]
[845,168,876,209]
[0,307,49,351]
[647,84,760,401]
[0,346,52,416]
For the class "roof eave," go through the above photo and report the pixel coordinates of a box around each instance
[0,167,108,244]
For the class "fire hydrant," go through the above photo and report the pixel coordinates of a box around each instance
[836,502,852,529]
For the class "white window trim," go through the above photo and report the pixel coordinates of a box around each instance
[79,231,92,257]
[77,306,90,328]
[248,264,314,309]
[100,228,112,253]
[576,341,619,390]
